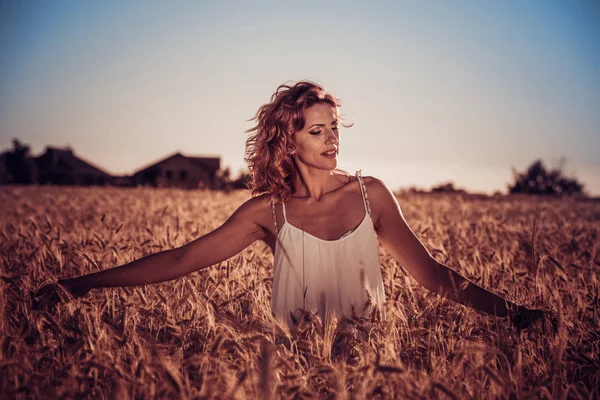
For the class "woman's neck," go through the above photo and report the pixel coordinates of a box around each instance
[291,164,342,201]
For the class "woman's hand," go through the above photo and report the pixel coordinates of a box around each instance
[33,279,90,311]
[509,306,558,332]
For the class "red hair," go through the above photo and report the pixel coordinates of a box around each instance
[245,80,350,200]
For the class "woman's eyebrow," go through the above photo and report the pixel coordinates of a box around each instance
[307,120,338,129]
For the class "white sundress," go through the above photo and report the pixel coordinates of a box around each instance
[270,171,386,327]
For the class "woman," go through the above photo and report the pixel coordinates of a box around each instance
[34,80,546,330]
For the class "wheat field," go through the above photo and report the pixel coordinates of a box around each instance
[0,186,598,399]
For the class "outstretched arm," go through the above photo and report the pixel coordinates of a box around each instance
[39,196,267,299]
[368,178,518,318]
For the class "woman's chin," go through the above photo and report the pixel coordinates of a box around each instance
[321,155,338,167]
[325,160,337,170]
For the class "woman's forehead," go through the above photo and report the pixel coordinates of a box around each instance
[304,103,338,122]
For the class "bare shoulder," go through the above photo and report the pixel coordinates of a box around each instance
[234,193,272,218]
[360,176,401,221]
[340,173,394,202]
[232,193,275,232]
[361,175,394,199]
[237,193,271,211]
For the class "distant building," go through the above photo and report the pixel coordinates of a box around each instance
[0,142,225,189]
[132,152,221,189]
[34,147,113,186]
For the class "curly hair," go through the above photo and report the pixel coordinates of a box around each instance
[245,80,351,201]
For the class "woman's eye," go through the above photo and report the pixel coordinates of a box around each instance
[309,131,321,135]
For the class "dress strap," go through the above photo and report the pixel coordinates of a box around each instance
[355,170,372,217]
[270,198,278,233]
[281,201,288,222]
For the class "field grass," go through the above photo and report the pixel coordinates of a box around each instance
[1,186,599,399]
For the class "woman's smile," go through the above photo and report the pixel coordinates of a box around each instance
[321,149,337,159]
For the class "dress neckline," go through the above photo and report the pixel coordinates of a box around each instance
[279,210,370,244]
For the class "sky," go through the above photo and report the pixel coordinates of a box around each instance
[1,0,599,195]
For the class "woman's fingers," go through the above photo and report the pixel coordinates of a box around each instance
[33,284,59,311]
[32,283,76,311]
[510,307,557,332]
[510,307,539,330]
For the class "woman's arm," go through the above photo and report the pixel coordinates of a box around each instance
[37,196,268,301]
[367,178,516,318]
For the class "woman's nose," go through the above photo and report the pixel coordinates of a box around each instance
[325,128,338,144]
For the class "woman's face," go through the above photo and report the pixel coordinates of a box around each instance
[292,102,340,171]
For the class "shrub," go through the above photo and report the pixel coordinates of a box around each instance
[508,159,585,196]
[5,139,38,184]
[431,182,466,194]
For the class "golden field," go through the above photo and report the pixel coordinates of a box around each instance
[0,186,598,399]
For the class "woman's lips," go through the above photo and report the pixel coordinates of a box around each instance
[322,150,337,158]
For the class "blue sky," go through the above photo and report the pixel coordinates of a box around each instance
[1,0,599,194]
